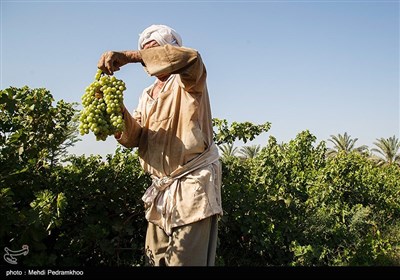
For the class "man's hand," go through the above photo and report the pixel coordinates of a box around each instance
[97,51,143,75]
[97,51,128,75]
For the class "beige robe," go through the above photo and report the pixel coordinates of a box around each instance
[117,45,223,234]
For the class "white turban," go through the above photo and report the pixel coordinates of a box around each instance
[138,24,182,50]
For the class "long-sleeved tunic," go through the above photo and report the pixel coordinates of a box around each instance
[117,45,223,234]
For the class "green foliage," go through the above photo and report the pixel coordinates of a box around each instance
[213,118,271,145]
[238,145,261,159]
[217,155,261,265]
[0,86,80,266]
[1,86,79,178]
[326,132,368,157]
[299,152,399,265]
[371,135,400,166]
[219,143,239,159]
[48,149,150,266]
[218,131,400,266]
[1,86,399,267]
[219,131,327,265]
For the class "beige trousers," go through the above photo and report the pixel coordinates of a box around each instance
[144,215,218,266]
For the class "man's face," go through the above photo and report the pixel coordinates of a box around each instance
[143,40,160,50]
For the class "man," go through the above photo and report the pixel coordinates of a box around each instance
[97,24,223,266]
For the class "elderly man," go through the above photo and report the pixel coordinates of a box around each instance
[97,24,223,266]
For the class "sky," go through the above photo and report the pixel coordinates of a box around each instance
[1,0,399,157]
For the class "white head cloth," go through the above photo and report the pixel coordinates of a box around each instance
[138,24,182,50]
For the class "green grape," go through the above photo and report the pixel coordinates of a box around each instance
[79,69,126,141]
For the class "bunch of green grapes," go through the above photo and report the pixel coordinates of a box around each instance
[79,69,126,141]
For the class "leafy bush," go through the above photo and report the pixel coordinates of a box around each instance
[1,87,399,266]
[218,132,400,266]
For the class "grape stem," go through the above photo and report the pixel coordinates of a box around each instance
[95,91,103,99]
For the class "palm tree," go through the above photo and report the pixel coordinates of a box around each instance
[219,143,238,159]
[238,145,261,159]
[326,132,368,157]
[371,135,400,166]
